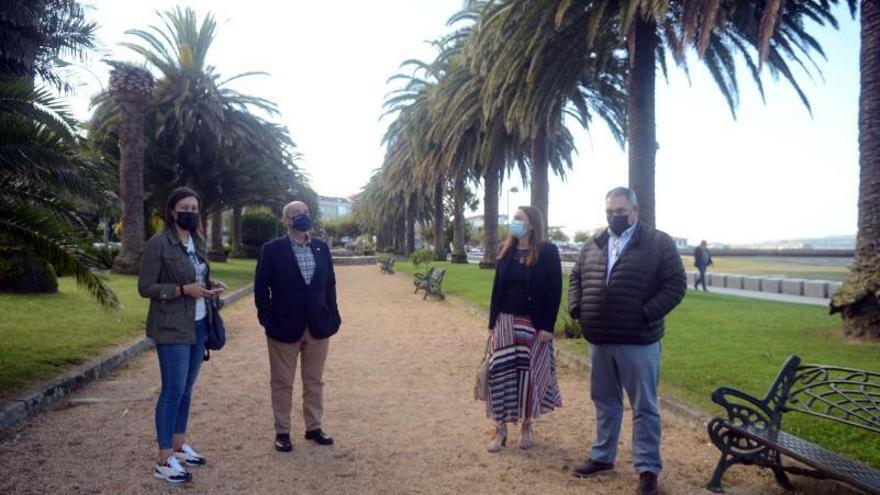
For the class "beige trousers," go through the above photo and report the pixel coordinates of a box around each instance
[267,331,330,433]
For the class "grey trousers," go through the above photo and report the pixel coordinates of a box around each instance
[589,342,662,474]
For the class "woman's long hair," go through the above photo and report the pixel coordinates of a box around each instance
[497,205,546,267]
[163,186,204,239]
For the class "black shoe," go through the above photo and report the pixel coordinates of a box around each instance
[573,459,614,479]
[274,433,293,452]
[638,472,659,495]
[305,428,334,446]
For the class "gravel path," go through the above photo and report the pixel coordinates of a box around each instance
[0,265,789,494]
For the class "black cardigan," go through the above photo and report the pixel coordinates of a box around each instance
[488,242,563,332]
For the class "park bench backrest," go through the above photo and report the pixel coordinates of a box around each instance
[784,364,880,434]
[431,268,445,283]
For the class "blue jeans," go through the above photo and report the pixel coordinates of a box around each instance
[155,319,207,450]
[589,342,662,474]
[696,267,708,290]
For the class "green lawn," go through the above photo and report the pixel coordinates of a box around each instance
[397,260,879,467]
[0,258,257,401]
[681,255,851,281]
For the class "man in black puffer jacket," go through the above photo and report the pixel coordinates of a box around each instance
[568,187,686,495]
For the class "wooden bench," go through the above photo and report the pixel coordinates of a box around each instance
[413,267,445,300]
[706,355,880,494]
[379,257,395,274]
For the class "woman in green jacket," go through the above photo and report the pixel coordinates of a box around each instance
[138,187,227,483]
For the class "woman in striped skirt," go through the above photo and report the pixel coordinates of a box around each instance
[485,206,563,452]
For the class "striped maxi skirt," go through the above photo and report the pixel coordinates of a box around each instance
[486,312,562,423]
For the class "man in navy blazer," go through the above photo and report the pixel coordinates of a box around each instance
[254,201,341,453]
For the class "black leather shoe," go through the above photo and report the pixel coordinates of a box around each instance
[274,433,293,452]
[638,472,659,495]
[304,428,334,446]
[573,459,615,479]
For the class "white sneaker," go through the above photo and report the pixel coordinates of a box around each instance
[154,455,190,483]
[174,443,206,466]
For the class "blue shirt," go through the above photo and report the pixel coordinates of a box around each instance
[606,222,638,283]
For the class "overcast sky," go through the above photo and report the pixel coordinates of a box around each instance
[69,1,861,244]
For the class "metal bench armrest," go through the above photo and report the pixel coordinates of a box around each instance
[712,386,776,430]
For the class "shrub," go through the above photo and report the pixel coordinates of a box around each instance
[90,244,120,270]
[241,210,284,258]
[559,311,582,339]
[410,248,434,267]
[0,248,58,294]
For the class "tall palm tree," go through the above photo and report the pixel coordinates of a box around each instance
[477,0,846,228]
[107,61,154,274]
[120,7,288,218]
[384,57,448,260]
[472,1,626,230]
[90,7,299,263]
[832,1,878,339]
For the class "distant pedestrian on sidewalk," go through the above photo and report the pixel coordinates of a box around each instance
[138,187,228,483]
[485,206,563,453]
[568,187,686,495]
[254,201,341,453]
[694,240,713,291]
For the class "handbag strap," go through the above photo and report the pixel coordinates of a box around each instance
[483,334,493,358]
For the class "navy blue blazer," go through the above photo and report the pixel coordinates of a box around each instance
[254,236,341,343]
[488,242,562,332]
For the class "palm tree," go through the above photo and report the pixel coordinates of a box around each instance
[0,0,96,92]
[0,0,117,306]
[120,7,289,223]
[384,57,449,260]
[89,7,299,263]
[0,81,118,306]
[107,61,154,274]
[832,1,878,339]
[475,0,846,228]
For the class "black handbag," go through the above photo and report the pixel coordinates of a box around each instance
[204,297,225,361]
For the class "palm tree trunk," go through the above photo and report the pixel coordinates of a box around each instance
[208,210,226,262]
[530,135,549,234]
[432,175,447,261]
[627,14,658,229]
[836,1,880,339]
[406,193,416,255]
[451,174,468,263]
[111,94,148,275]
[480,166,501,269]
[231,206,243,258]
[395,216,406,255]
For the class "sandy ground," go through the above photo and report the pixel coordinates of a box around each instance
[0,265,795,494]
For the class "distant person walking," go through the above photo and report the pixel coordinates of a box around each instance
[254,201,341,453]
[485,206,563,453]
[694,240,713,291]
[568,187,686,495]
[138,187,227,484]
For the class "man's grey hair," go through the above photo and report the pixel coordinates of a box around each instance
[605,187,638,207]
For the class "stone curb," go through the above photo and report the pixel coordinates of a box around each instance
[0,283,254,434]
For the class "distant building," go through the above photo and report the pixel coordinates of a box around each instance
[466,214,509,233]
[671,236,688,249]
[318,196,352,219]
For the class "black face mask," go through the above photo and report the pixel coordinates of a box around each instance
[607,214,630,236]
[176,211,199,231]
